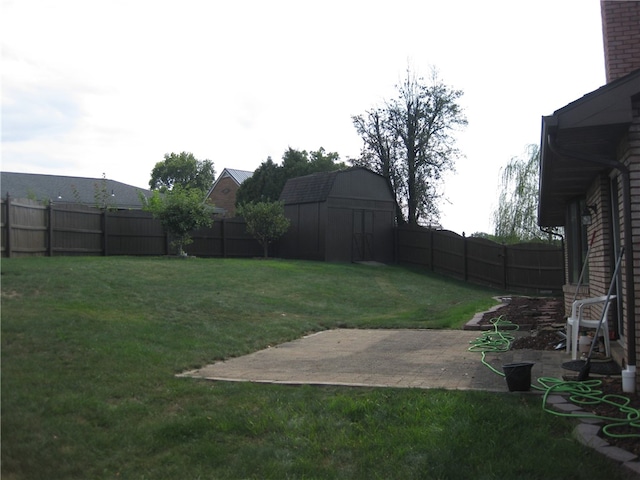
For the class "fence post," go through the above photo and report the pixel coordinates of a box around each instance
[502,244,508,290]
[463,232,468,282]
[48,201,54,256]
[429,228,434,271]
[5,194,12,258]
[221,218,226,258]
[102,210,108,256]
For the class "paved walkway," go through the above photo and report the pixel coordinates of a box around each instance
[179,328,568,393]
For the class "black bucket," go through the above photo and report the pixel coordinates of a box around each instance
[502,362,534,392]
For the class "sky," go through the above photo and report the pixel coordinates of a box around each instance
[2,0,607,235]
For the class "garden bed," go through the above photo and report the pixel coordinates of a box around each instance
[478,296,639,457]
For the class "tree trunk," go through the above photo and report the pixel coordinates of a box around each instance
[407,160,418,225]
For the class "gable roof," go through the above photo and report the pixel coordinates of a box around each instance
[224,168,253,185]
[0,172,152,209]
[205,168,253,198]
[538,68,640,226]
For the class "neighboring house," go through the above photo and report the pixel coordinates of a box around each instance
[205,168,253,217]
[538,1,639,382]
[0,172,152,209]
[278,167,396,263]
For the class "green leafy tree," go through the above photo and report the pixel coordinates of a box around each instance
[493,144,559,243]
[309,147,342,171]
[235,157,283,205]
[149,152,215,193]
[237,201,290,258]
[236,147,346,205]
[143,188,213,256]
[352,67,467,225]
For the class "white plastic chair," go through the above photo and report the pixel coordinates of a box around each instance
[566,295,616,360]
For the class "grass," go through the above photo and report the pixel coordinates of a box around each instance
[1,256,629,479]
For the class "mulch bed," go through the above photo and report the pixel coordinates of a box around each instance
[477,296,640,457]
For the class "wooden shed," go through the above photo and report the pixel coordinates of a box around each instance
[278,167,396,263]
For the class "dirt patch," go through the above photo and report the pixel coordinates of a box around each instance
[477,296,566,351]
[477,296,640,457]
[477,296,565,329]
[1,289,21,299]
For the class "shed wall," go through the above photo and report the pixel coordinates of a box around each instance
[324,197,395,263]
[281,202,326,260]
[329,168,394,201]
[280,169,396,263]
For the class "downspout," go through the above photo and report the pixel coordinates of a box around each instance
[547,135,636,370]
[539,226,565,295]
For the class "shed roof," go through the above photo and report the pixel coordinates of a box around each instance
[279,170,340,204]
[538,68,640,226]
[0,172,152,209]
[279,167,392,205]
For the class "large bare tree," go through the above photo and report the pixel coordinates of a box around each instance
[352,67,467,225]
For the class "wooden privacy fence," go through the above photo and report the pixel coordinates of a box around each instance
[1,196,564,293]
[396,225,564,294]
[0,196,262,258]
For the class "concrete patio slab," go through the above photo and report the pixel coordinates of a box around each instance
[179,328,570,392]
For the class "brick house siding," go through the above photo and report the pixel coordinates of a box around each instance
[601,0,640,82]
[540,1,640,380]
[622,100,640,357]
[207,176,241,217]
[205,169,252,218]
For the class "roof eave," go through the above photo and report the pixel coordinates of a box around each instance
[537,69,640,227]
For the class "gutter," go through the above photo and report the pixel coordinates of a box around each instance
[547,135,636,369]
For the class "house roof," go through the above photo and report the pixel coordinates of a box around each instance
[223,168,253,185]
[538,68,640,226]
[0,172,153,209]
[205,168,253,198]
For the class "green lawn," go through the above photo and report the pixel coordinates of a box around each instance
[1,257,628,479]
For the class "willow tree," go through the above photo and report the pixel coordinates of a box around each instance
[493,144,557,243]
[352,67,467,225]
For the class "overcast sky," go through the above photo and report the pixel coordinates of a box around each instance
[2,0,606,234]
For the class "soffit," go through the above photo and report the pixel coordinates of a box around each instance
[538,69,640,226]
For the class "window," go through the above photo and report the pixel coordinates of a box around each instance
[566,198,589,284]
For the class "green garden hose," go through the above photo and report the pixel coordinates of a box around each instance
[468,315,518,376]
[469,316,640,440]
[538,377,640,439]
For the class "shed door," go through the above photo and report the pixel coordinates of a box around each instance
[352,210,374,262]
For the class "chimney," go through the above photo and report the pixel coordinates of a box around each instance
[601,0,640,83]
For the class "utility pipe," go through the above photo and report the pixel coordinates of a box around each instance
[547,135,636,369]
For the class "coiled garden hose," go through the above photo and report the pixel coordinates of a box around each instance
[469,315,640,440]
[468,315,518,375]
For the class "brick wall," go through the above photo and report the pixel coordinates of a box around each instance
[620,99,640,364]
[207,176,240,217]
[601,0,640,83]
